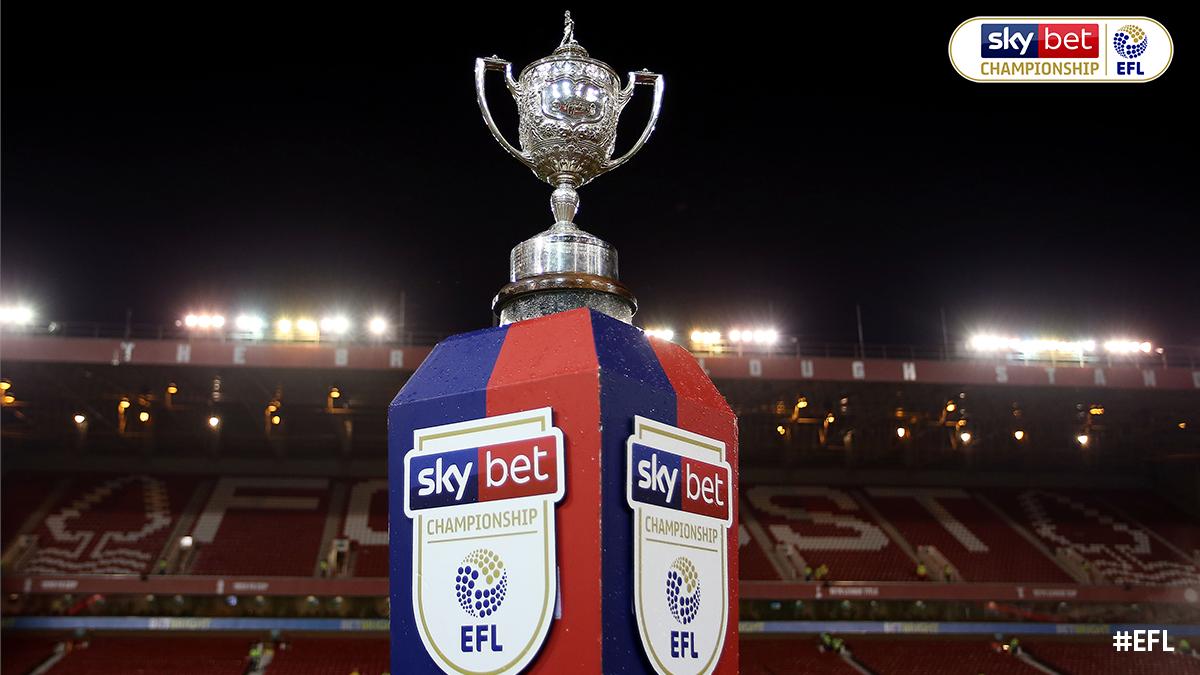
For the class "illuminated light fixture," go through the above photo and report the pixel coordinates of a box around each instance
[0,306,35,325]
[276,318,294,334]
[0,380,10,391]
[959,431,972,444]
[1089,406,1105,416]
[728,327,779,345]
[945,401,956,413]
[969,334,1098,356]
[776,425,786,436]
[796,397,808,409]
[179,535,194,549]
[896,427,907,439]
[118,397,131,411]
[645,327,675,341]
[328,387,342,400]
[367,316,388,336]
[271,414,282,426]
[266,403,278,413]
[320,316,350,335]
[1014,429,1026,441]
[184,313,225,330]
[235,314,264,332]
[825,414,835,424]
[1179,422,1187,430]
[689,329,722,345]
[1103,339,1153,354]
[1076,433,1090,447]
[2,394,14,405]
[296,318,319,336]
[138,411,151,423]
[73,413,87,425]
[207,415,221,429]
[166,383,178,395]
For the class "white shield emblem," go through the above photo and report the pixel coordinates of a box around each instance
[404,407,565,674]
[626,416,732,675]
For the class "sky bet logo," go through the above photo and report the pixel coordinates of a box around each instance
[407,434,559,511]
[629,443,732,523]
[982,23,1098,58]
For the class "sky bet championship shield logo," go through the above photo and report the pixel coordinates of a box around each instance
[403,407,565,675]
[949,17,1172,82]
[627,416,733,675]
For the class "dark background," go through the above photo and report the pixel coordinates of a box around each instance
[3,7,1196,345]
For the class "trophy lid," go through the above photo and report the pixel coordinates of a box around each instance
[552,11,589,58]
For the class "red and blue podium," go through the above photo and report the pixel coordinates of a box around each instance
[390,308,739,674]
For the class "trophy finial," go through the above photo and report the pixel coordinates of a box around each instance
[560,11,576,48]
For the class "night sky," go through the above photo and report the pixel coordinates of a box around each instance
[3,7,1196,346]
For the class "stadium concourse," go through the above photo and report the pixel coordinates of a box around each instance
[2,327,1199,673]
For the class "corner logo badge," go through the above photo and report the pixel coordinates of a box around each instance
[404,407,565,675]
[949,16,1172,82]
[627,416,732,675]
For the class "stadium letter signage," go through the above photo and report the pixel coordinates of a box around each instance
[626,416,733,675]
[403,407,565,674]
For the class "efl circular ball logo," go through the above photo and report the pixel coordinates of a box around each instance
[454,548,509,618]
[665,556,701,625]
[1112,25,1148,59]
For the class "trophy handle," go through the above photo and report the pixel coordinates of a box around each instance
[606,70,664,171]
[475,57,535,169]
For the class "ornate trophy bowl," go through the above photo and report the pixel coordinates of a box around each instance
[476,12,663,325]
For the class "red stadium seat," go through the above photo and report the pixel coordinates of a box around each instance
[989,488,1200,586]
[342,479,389,577]
[847,637,1040,674]
[267,636,390,675]
[189,477,332,577]
[21,475,196,575]
[742,486,915,581]
[740,637,860,674]
[45,635,251,675]
[865,487,1072,583]
[1028,637,1200,674]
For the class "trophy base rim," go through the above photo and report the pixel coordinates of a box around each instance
[493,273,636,325]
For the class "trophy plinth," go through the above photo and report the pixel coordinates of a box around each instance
[476,11,663,325]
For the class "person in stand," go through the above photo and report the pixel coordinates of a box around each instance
[803,565,813,581]
[815,564,829,581]
[943,564,954,581]
[916,562,928,580]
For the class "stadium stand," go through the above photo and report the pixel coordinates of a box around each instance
[1,473,58,550]
[864,487,1073,583]
[189,477,332,576]
[989,488,1200,586]
[44,635,251,674]
[845,637,1039,674]
[267,636,391,675]
[740,637,860,674]
[742,486,917,581]
[1,634,61,674]
[21,474,196,575]
[1099,489,1200,564]
[342,479,389,577]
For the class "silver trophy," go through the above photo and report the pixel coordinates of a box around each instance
[476,11,663,324]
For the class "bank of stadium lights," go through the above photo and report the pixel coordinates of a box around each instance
[968,333,1153,356]
[234,314,264,333]
[183,313,225,329]
[319,316,350,335]
[690,329,721,345]
[644,327,675,341]
[367,316,388,336]
[728,328,779,345]
[0,305,34,325]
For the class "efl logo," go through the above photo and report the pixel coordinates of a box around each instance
[950,16,1173,82]
[626,416,733,675]
[403,408,564,675]
[982,23,1099,58]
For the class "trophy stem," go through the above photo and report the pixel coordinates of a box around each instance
[550,184,580,225]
